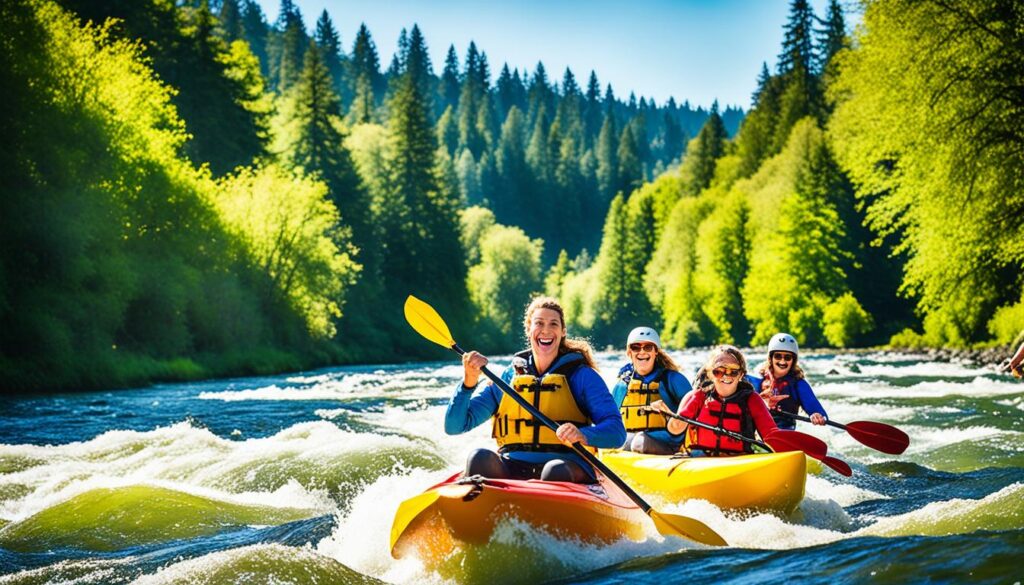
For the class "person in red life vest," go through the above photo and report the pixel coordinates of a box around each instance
[446,296,626,483]
[748,333,827,431]
[660,345,778,456]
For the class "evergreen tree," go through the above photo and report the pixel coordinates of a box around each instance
[590,194,655,344]
[678,101,727,195]
[584,70,602,145]
[240,0,268,77]
[177,1,268,174]
[436,104,458,155]
[439,44,461,113]
[277,40,366,232]
[217,0,243,41]
[383,69,469,338]
[816,0,846,73]
[616,125,642,197]
[348,23,380,123]
[314,10,344,94]
[527,62,553,128]
[404,25,434,107]
[662,109,684,163]
[457,42,481,155]
[595,115,618,203]
[494,106,528,226]
[269,0,307,90]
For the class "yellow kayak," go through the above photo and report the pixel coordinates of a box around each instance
[599,450,806,515]
[390,472,648,566]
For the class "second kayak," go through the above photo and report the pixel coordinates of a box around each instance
[599,450,806,515]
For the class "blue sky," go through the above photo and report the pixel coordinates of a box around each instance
[254,0,850,110]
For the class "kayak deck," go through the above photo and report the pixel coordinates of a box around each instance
[390,472,649,564]
[599,450,806,515]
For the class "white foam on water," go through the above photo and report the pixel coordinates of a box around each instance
[317,467,452,584]
[0,420,422,523]
[0,557,129,585]
[805,473,885,508]
[661,497,847,550]
[815,377,1022,400]
[130,542,363,585]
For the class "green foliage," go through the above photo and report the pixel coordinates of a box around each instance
[466,224,544,345]
[459,206,497,266]
[0,0,343,391]
[741,119,861,345]
[988,293,1024,346]
[216,165,358,338]
[692,188,750,344]
[829,0,1024,347]
[588,195,656,345]
[822,293,873,347]
[646,195,715,346]
[272,40,368,243]
[678,105,728,196]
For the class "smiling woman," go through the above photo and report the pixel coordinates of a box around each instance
[612,326,693,454]
[443,296,626,484]
[748,333,829,430]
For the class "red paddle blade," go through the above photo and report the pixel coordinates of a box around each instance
[822,456,853,477]
[764,430,827,459]
[845,421,910,455]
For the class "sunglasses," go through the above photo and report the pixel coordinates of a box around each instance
[772,353,795,363]
[711,366,742,379]
[629,343,657,353]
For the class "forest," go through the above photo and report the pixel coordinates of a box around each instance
[1,0,1021,392]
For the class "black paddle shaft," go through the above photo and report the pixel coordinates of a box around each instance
[641,407,771,451]
[774,410,846,430]
[453,343,655,514]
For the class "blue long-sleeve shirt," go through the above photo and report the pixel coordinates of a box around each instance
[746,373,827,430]
[612,364,693,445]
[445,352,626,469]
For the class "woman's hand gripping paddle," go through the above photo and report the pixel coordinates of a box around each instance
[404,295,727,547]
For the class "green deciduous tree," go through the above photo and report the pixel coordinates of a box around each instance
[829,0,1024,346]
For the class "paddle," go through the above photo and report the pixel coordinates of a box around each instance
[645,407,853,477]
[773,411,909,455]
[404,295,727,547]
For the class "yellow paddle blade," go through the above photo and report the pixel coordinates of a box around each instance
[390,490,441,556]
[404,295,456,349]
[649,509,728,547]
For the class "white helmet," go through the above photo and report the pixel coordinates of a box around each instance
[627,326,661,348]
[768,333,799,356]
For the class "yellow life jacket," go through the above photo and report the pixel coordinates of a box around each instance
[619,372,668,432]
[492,357,590,450]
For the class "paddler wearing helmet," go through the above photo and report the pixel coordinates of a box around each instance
[748,333,828,430]
[612,326,692,455]
[445,296,626,484]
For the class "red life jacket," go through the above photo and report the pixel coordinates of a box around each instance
[686,381,757,456]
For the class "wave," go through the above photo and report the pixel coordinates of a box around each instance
[0,420,446,530]
[0,485,314,553]
[130,543,382,585]
[859,482,1024,537]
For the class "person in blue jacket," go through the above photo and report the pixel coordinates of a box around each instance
[748,333,827,430]
[612,326,693,454]
[446,296,626,484]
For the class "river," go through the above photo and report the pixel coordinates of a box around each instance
[0,350,1021,584]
